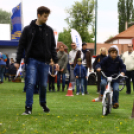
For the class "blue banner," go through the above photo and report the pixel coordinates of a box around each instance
[11,3,22,40]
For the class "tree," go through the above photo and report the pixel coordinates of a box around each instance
[126,0,133,24]
[118,0,133,33]
[118,0,126,33]
[0,9,11,24]
[65,0,95,43]
[58,28,72,51]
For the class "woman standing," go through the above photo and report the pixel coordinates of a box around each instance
[93,47,107,93]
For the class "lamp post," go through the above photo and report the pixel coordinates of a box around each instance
[94,0,98,55]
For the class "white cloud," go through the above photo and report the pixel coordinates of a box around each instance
[97,10,118,43]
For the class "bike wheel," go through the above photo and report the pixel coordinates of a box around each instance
[119,83,125,91]
[102,93,110,116]
[119,77,126,91]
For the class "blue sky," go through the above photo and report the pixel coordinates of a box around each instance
[0,0,129,43]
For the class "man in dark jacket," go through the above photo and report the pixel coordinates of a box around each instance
[14,6,59,115]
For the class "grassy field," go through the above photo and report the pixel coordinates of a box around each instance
[0,81,134,134]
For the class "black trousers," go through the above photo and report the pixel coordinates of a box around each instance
[49,75,55,90]
[126,70,134,93]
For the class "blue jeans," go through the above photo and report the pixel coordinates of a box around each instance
[100,77,119,104]
[0,65,6,82]
[57,72,65,87]
[25,58,49,107]
[76,77,84,93]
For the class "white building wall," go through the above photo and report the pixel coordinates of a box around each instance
[119,39,132,44]
[113,39,118,44]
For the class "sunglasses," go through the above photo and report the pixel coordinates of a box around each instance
[71,45,75,46]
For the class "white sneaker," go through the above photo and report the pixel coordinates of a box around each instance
[76,93,79,95]
[82,93,85,96]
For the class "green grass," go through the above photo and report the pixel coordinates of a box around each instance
[0,81,134,134]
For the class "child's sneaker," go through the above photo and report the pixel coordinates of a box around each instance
[113,103,119,109]
[22,106,32,115]
[92,94,103,102]
[76,92,79,95]
[82,93,85,96]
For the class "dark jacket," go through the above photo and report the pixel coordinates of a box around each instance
[95,56,126,77]
[16,19,58,64]
[74,64,87,78]
[74,50,92,69]
[93,54,107,71]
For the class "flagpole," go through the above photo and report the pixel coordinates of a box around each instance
[21,0,24,30]
[94,0,97,55]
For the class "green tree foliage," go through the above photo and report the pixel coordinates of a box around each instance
[0,9,11,24]
[118,0,126,33]
[118,0,133,33]
[58,28,72,51]
[65,0,95,43]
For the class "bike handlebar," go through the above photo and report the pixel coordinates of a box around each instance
[101,71,127,80]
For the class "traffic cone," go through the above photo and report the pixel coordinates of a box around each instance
[131,101,134,118]
[66,83,74,96]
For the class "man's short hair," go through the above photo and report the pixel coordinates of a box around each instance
[37,6,50,16]
[71,42,76,45]
[82,42,87,46]
[128,44,133,47]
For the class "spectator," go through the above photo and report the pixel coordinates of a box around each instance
[57,45,68,91]
[0,52,7,83]
[74,58,87,95]
[69,42,78,91]
[74,43,92,94]
[4,54,10,81]
[8,58,16,81]
[93,47,107,93]
[122,44,134,94]
[49,59,57,92]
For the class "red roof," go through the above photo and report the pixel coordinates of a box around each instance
[105,25,134,43]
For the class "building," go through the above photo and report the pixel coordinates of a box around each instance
[0,40,18,60]
[87,25,134,55]
[105,25,134,45]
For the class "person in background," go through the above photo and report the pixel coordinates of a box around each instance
[122,44,134,94]
[74,58,87,95]
[57,45,68,92]
[49,59,57,92]
[4,54,10,81]
[93,47,107,93]
[8,58,16,81]
[74,43,92,94]
[69,42,78,91]
[0,52,7,83]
